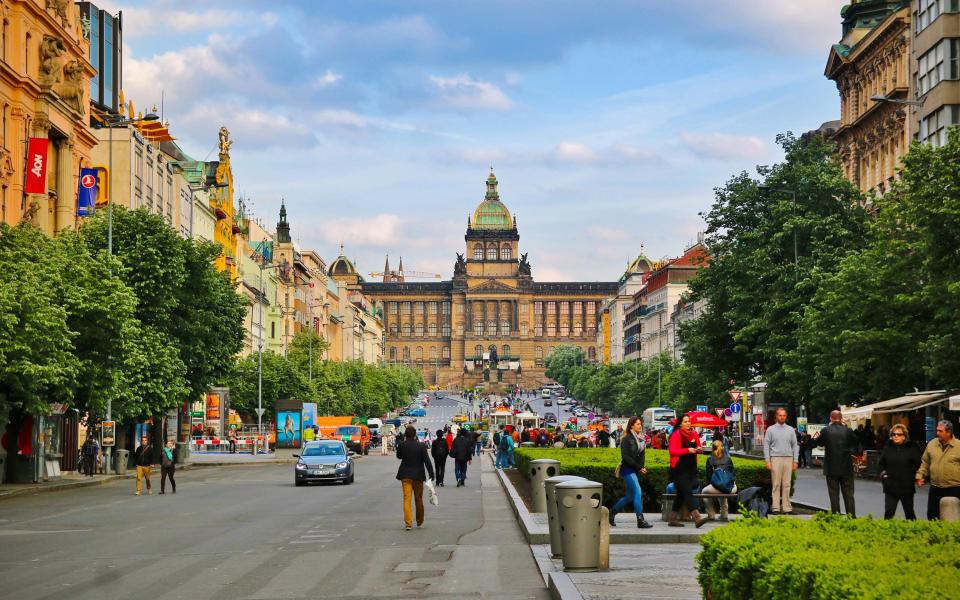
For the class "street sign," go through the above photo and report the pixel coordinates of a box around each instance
[697,405,708,413]
[101,421,116,446]
[255,408,266,417]
[728,390,741,402]
[715,408,726,417]
[730,402,742,414]
[724,408,733,417]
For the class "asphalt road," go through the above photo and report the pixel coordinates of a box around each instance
[0,401,547,600]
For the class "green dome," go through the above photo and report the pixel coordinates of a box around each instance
[471,170,513,230]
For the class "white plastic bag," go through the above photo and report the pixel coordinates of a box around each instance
[426,478,439,506]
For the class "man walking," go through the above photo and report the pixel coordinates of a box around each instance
[597,424,611,449]
[451,428,473,487]
[493,426,505,469]
[763,408,799,514]
[811,410,861,517]
[431,429,449,487]
[916,420,960,520]
[134,435,153,496]
[160,440,176,494]
[80,431,100,477]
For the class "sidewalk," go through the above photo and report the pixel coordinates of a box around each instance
[791,467,929,518]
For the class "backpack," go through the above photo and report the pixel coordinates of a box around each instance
[500,434,511,451]
[493,432,501,447]
[710,467,735,494]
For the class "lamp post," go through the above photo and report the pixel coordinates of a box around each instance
[870,94,924,108]
[253,256,280,441]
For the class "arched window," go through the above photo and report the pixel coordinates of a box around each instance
[501,245,511,260]
[486,245,498,260]
[473,245,483,260]
[475,344,483,358]
[402,323,411,336]
[390,323,398,336]
[415,323,424,336]
[389,347,397,361]
[415,347,423,361]
[442,346,450,360]
[429,323,437,336]
[502,345,510,358]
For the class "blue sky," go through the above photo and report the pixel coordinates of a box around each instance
[101,0,845,281]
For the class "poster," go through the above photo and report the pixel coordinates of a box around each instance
[302,403,317,430]
[807,424,825,458]
[276,411,301,447]
[101,421,115,447]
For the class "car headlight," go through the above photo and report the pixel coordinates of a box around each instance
[296,462,307,470]
[336,462,349,470]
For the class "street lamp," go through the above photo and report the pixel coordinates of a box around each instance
[759,185,799,280]
[253,254,281,441]
[870,94,924,108]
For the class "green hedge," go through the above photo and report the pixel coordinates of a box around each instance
[514,448,784,512]
[697,513,960,599]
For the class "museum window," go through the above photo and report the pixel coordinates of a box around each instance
[485,320,494,336]
[403,347,411,361]
[474,322,484,336]
[535,346,544,367]
[573,301,582,313]
[456,303,463,314]
[560,324,569,336]
[402,302,411,314]
[389,347,397,361]
[588,347,597,362]
[521,322,528,336]
[586,301,596,314]
[501,245,511,260]
[560,302,569,315]
[573,323,582,336]
[547,302,556,314]
[442,323,451,337]
[502,345,511,358]
[390,323,398,336]
[535,324,543,336]
[429,302,437,314]
[416,347,423,362]
[415,301,424,314]
[403,323,412,336]
[547,324,556,337]
[473,245,484,260]
[501,322,510,336]
[534,301,542,315]
[442,302,451,315]
[429,323,437,336]
[487,245,498,260]
[442,347,450,360]
[416,323,424,336]
[475,344,484,357]
[389,302,398,314]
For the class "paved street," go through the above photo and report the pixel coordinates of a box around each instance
[0,401,547,600]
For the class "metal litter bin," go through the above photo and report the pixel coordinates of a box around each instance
[545,475,586,558]
[555,480,603,572]
[529,458,561,513]
[115,449,129,475]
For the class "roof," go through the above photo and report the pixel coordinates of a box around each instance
[471,170,513,230]
[842,391,950,421]
[328,254,358,276]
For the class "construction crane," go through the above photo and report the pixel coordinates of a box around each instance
[368,270,442,280]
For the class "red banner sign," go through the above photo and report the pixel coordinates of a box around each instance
[25,137,50,194]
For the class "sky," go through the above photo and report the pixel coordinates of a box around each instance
[97,0,845,282]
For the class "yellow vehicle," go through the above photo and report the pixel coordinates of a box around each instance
[452,414,468,424]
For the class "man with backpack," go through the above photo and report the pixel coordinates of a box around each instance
[500,427,516,468]
[493,427,504,469]
[80,431,100,477]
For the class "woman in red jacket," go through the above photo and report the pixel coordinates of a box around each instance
[668,415,708,527]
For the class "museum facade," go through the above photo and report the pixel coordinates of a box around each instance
[359,171,617,390]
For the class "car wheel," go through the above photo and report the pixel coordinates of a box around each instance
[295,480,305,487]
[348,473,355,484]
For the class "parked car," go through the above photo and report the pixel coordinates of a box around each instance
[544,412,558,424]
[408,408,427,417]
[543,398,553,406]
[556,398,567,406]
[452,413,468,424]
[294,440,355,486]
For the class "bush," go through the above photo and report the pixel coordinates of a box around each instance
[696,513,960,599]
[514,448,777,512]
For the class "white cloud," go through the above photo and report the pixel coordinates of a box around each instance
[428,74,514,110]
[555,142,597,163]
[312,70,343,88]
[680,132,769,161]
[120,8,277,37]
[612,144,661,163]
[586,226,630,243]
[317,214,404,246]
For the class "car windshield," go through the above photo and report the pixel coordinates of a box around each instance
[336,426,361,436]
[302,443,345,457]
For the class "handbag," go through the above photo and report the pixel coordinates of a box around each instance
[614,462,622,478]
[426,478,439,506]
[710,467,735,494]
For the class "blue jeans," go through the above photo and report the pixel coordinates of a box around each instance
[454,459,468,482]
[495,449,505,468]
[611,471,643,516]
[475,442,482,456]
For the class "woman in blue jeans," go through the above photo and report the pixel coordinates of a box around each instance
[609,416,653,528]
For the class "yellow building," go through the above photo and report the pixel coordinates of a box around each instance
[826,1,913,195]
[360,170,617,390]
[1,0,97,234]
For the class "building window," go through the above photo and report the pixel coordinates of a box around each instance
[474,322,484,336]
[588,347,597,362]
[502,345,511,358]
[920,105,960,147]
[521,322,528,336]
[573,301,583,313]
[916,0,960,34]
[442,347,450,360]
[560,324,569,336]
[475,344,483,357]
[428,302,437,314]
[486,245,498,260]
[270,322,276,339]
[390,347,397,361]
[415,347,423,362]
[402,302,411,314]
[390,324,399,336]
[587,301,596,314]
[547,323,556,337]
[534,301,543,315]
[430,346,438,360]
[389,302,398,314]
[535,324,543,337]
[415,302,424,314]
[442,302,450,315]
[415,323,424,336]
[501,245,511,260]
[429,323,437,336]
[403,323,412,336]
[473,245,483,260]
[535,346,544,366]
[573,323,582,336]
[487,321,496,336]
[501,322,510,336]
[917,39,959,96]
[547,302,556,314]
[560,302,569,315]
[442,323,451,337]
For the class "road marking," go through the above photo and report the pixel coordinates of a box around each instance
[0,528,92,535]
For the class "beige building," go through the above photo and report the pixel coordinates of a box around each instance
[913,0,960,145]
[826,1,913,194]
[0,0,97,234]
[360,171,616,390]
[597,254,653,364]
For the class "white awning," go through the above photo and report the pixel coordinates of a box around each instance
[843,392,948,420]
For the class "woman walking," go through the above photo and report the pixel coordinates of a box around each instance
[396,425,435,530]
[668,415,708,528]
[702,440,736,520]
[608,416,653,528]
[879,424,921,519]
[159,440,177,494]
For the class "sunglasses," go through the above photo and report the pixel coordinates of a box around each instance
[890,433,905,437]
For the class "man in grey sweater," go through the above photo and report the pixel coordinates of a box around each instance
[763,408,799,514]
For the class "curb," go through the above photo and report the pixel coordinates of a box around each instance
[491,455,548,544]
[548,571,585,600]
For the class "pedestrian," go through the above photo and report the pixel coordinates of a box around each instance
[228,427,238,453]
[134,435,153,496]
[500,426,516,468]
[702,440,737,520]
[431,429,448,487]
[762,408,799,515]
[798,432,813,468]
[445,428,454,453]
[474,430,483,457]
[879,424,920,519]
[811,410,861,517]
[80,431,100,477]
[915,420,960,520]
[597,424,611,449]
[608,416,653,529]
[160,440,176,494]
[668,415,708,527]
[451,428,473,486]
[614,425,623,447]
[396,425,435,530]
[493,426,503,467]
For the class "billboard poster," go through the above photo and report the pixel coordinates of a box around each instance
[101,421,115,446]
[302,403,317,430]
[276,411,302,447]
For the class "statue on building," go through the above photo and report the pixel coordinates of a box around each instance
[46,0,69,27]
[454,252,466,277]
[39,36,66,86]
[59,60,84,113]
[518,252,531,277]
[218,126,232,155]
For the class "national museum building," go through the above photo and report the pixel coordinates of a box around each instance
[360,171,617,390]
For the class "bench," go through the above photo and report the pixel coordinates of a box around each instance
[661,492,739,521]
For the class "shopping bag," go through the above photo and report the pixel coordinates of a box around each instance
[426,478,439,506]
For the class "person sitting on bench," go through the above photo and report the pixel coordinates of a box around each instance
[702,440,737,520]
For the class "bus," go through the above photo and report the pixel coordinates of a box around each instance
[642,407,677,433]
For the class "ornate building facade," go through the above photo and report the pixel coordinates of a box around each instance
[361,171,617,390]
[826,1,913,195]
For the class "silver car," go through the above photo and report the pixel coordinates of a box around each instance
[294,440,355,486]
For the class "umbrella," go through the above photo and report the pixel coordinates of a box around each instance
[669,411,728,428]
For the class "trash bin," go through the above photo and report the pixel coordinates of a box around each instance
[545,475,587,558]
[115,449,129,475]
[175,442,190,464]
[529,458,561,513]
[555,480,603,572]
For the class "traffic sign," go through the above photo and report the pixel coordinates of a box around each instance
[715,408,726,417]
[723,408,733,417]
[728,390,741,402]
[730,402,742,414]
[696,405,708,413]
[255,408,266,417]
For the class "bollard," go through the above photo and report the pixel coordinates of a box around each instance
[598,507,610,571]
[941,497,960,522]
[555,480,603,572]
[529,458,561,513]
[545,475,587,558]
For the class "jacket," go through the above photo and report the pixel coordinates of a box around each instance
[619,433,646,473]
[916,437,960,488]
[161,447,176,468]
[451,433,473,461]
[706,454,735,482]
[812,423,861,478]
[134,444,153,467]
[878,443,920,495]
[396,438,435,481]
[431,437,449,462]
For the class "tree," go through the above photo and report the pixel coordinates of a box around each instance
[222,352,311,421]
[287,330,331,380]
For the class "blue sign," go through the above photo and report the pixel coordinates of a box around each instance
[730,402,742,414]
[77,168,98,217]
[696,405,708,413]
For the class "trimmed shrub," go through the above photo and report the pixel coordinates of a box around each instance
[697,513,960,599]
[514,448,777,512]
